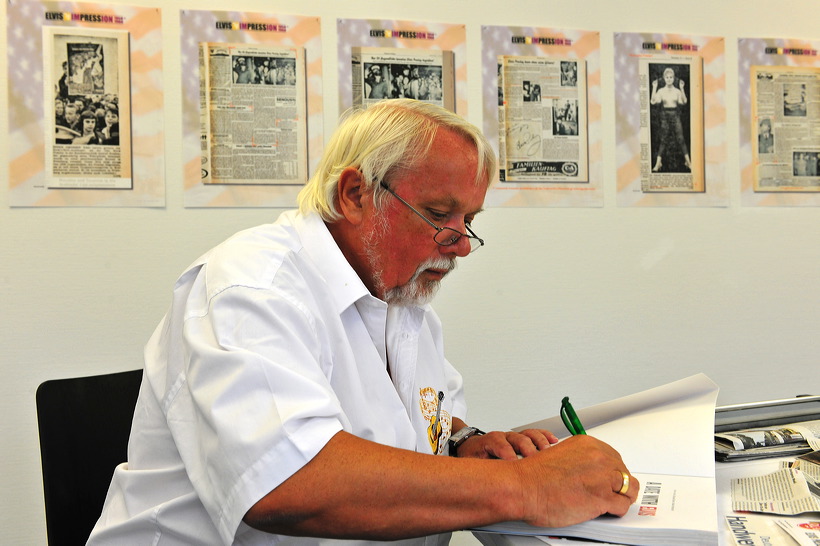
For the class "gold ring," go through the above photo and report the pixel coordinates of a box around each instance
[617,471,630,495]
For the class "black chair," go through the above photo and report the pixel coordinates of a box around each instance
[36,369,143,546]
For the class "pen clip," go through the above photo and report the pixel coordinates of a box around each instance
[560,396,587,435]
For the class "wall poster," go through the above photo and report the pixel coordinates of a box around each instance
[43,26,131,190]
[614,32,727,207]
[7,0,164,207]
[739,38,820,206]
[180,10,322,207]
[481,25,602,207]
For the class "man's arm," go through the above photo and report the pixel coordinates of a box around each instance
[243,430,638,541]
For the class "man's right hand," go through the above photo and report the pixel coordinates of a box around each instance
[515,434,639,528]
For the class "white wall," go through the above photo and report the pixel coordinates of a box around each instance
[1,0,818,543]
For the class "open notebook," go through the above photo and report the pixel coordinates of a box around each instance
[474,373,720,546]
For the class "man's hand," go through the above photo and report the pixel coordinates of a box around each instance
[516,434,639,528]
[456,428,559,460]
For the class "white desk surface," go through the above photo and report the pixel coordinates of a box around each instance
[473,457,788,546]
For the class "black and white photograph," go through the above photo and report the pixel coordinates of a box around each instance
[52,36,121,147]
[553,99,578,135]
[352,47,454,111]
[522,81,541,102]
[792,151,819,176]
[66,42,105,97]
[783,83,807,117]
[363,62,443,101]
[232,55,297,86]
[757,118,774,154]
[648,63,692,173]
[561,60,577,87]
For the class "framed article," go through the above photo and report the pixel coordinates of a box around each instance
[751,65,820,193]
[498,55,588,184]
[351,47,455,111]
[337,19,467,116]
[614,32,727,207]
[43,26,132,190]
[6,0,164,207]
[199,42,307,186]
[481,25,602,208]
[737,38,820,206]
[640,56,704,192]
[179,10,322,207]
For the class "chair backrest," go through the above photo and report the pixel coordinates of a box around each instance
[36,369,143,546]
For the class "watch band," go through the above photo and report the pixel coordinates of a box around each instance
[447,426,485,456]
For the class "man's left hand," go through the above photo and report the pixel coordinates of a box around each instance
[457,429,558,460]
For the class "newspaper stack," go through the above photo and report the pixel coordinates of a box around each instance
[715,420,820,461]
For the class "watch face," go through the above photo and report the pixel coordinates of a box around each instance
[450,427,475,443]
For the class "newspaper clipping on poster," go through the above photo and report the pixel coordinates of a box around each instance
[43,27,132,189]
[199,43,307,185]
[351,47,454,111]
[497,55,588,183]
[639,55,704,192]
[752,65,820,193]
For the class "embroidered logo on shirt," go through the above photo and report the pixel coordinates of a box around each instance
[419,387,450,455]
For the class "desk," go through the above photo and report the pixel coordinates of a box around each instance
[473,457,787,546]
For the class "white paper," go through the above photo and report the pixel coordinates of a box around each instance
[515,373,719,478]
[479,374,721,545]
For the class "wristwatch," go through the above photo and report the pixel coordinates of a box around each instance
[447,426,485,456]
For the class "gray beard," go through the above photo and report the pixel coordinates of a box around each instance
[363,213,456,306]
[384,255,456,306]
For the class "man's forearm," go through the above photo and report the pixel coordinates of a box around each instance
[243,430,524,540]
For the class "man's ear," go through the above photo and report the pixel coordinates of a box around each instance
[336,167,367,225]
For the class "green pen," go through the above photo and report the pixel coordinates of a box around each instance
[560,396,587,435]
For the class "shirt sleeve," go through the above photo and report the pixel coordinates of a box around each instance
[170,283,345,543]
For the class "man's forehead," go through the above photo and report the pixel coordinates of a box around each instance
[393,176,486,213]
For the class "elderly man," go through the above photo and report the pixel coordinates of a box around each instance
[89,99,636,545]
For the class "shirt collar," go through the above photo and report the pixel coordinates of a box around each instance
[292,211,376,314]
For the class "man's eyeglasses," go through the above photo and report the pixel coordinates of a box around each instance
[379,182,484,253]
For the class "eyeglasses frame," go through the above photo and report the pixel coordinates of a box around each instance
[378,181,485,252]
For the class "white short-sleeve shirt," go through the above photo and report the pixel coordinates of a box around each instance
[88,211,467,546]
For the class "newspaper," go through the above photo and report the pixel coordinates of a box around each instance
[351,47,454,111]
[715,420,820,461]
[497,56,588,183]
[43,26,132,189]
[638,55,704,192]
[794,450,820,481]
[725,513,802,546]
[776,518,820,546]
[752,65,820,192]
[199,42,307,185]
[731,467,820,515]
